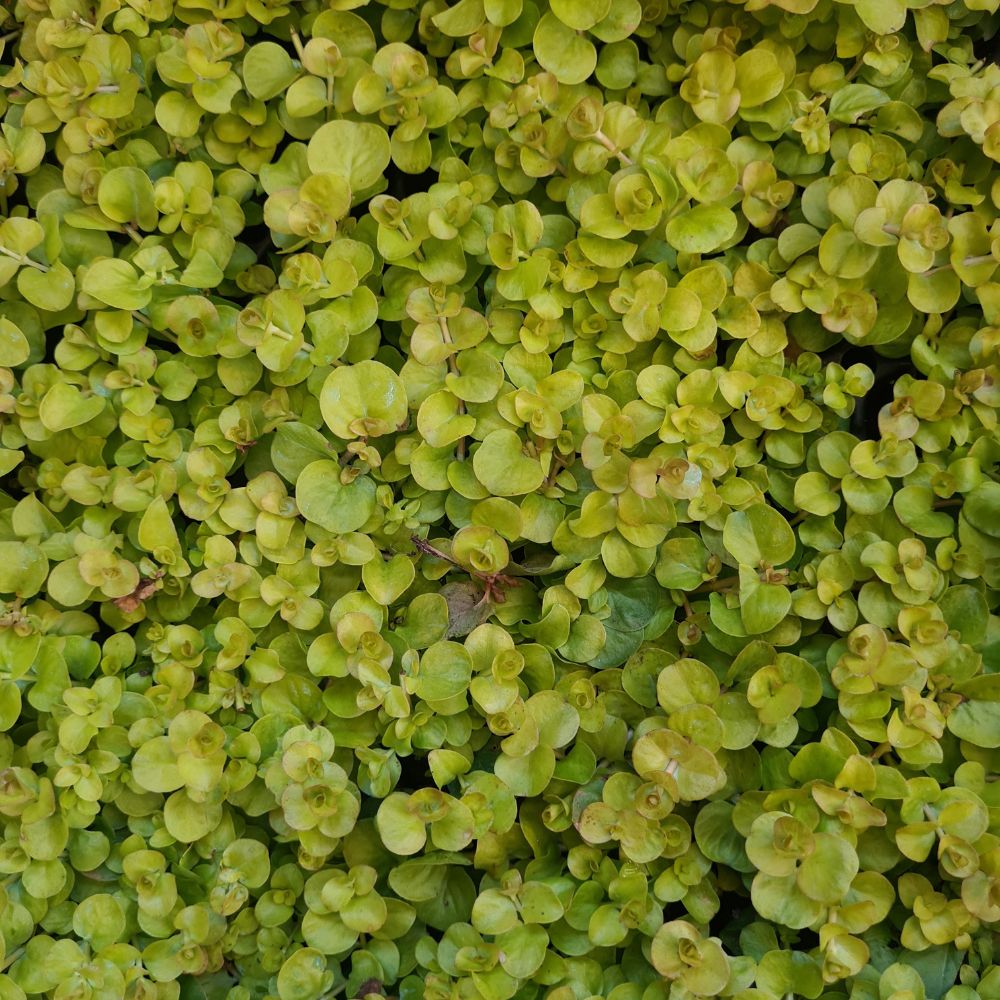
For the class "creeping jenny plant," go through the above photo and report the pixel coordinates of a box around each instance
[0,0,999,999]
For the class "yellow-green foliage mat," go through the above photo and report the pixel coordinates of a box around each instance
[0,0,998,998]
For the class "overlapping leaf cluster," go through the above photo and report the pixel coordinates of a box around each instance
[0,0,999,998]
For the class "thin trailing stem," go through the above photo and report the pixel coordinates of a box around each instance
[594,129,633,166]
[925,254,995,277]
[0,246,47,271]
[693,575,740,594]
[411,535,518,604]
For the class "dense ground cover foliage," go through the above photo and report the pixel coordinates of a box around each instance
[0,0,999,998]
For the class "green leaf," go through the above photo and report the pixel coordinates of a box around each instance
[473,430,544,496]
[495,745,555,797]
[98,167,158,230]
[656,536,710,590]
[308,121,391,193]
[740,578,792,635]
[963,482,1000,538]
[665,205,738,254]
[297,461,377,533]
[829,84,891,124]
[376,793,428,855]
[17,261,75,312]
[938,586,988,646]
[532,13,597,84]
[277,949,333,1000]
[244,42,301,100]
[735,50,785,108]
[724,504,796,566]
[82,259,150,310]
[550,0,610,30]
[410,641,473,703]
[38,382,105,432]
[320,360,408,439]
[948,675,1000,748]
[897,948,963,999]
[362,554,416,606]
[0,318,29,366]
[852,0,907,34]
[695,801,754,873]
[796,834,859,903]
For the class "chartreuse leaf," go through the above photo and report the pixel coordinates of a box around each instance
[473,430,544,496]
[320,360,408,438]
[296,460,377,532]
[98,167,158,230]
[724,504,796,566]
[243,42,301,100]
[0,542,47,597]
[948,675,1000,748]
[0,0,998,997]
[308,121,391,193]
[532,14,597,84]
[666,205,738,253]
[0,318,29,366]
